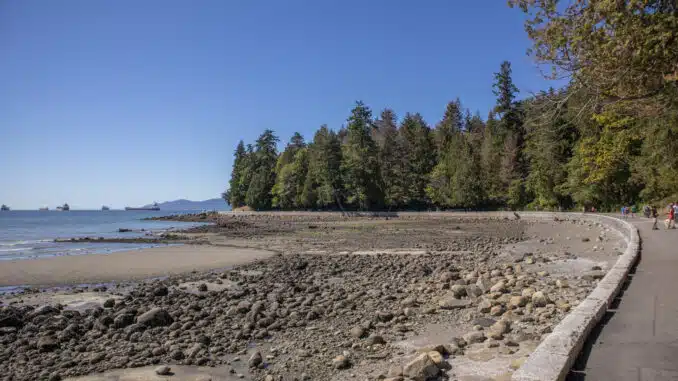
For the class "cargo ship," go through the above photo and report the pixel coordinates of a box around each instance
[101,205,110,211]
[56,203,70,211]
[125,202,160,211]
[0,204,9,211]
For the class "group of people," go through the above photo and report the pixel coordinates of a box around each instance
[637,203,678,230]
[620,205,638,219]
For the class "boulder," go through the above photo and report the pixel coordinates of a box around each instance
[450,284,467,298]
[137,308,173,327]
[38,336,59,353]
[531,291,550,307]
[155,366,172,376]
[463,331,486,344]
[153,286,169,297]
[403,353,440,381]
[332,355,351,369]
[509,295,528,308]
[438,296,472,310]
[248,351,263,368]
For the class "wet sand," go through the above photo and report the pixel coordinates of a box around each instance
[0,245,274,287]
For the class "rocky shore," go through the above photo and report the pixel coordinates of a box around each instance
[0,214,623,381]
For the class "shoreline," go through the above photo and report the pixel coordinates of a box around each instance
[0,244,273,287]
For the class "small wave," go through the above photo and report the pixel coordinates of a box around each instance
[0,239,51,247]
[0,247,30,253]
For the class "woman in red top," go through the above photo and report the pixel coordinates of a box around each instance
[669,203,675,229]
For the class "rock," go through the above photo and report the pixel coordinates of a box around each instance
[27,305,57,320]
[438,297,472,310]
[556,279,569,288]
[450,284,467,298]
[439,271,456,282]
[401,296,416,307]
[582,270,606,281]
[388,365,404,376]
[476,277,492,292]
[487,320,511,340]
[237,301,252,313]
[477,298,492,313]
[531,291,550,307]
[197,283,208,292]
[153,286,169,297]
[489,305,505,316]
[426,351,451,369]
[155,366,172,376]
[403,353,440,381]
[38,336,59,352]
[248,351,263,368]
[582,237,590,242]
[466,284,483,297]
[490,281,506,293]
[332,355,350,369]
[463,331,486,344]
[113,313,134,329]
[367,334,386,345]
[350,326,366,338]
[472,317,496,328]
[509,295,528,308]
[137,308,173,327]
[170,349,185,360]
[103,299,116,308]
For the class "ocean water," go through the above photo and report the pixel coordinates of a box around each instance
[0,210,209,261]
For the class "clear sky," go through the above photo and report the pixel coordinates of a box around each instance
[0,0,558,210]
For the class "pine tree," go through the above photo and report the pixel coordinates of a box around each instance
[223,140,247,208]
[341,101,383,210]
[400,113,435,207]
[245,130,279,210]
[493,61,519,118]
[451,137,485,208]
[434,100,463,154]
[376,109,407,208]
[307,125,343,208]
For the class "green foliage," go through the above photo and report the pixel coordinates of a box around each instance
[223,141,249,208]
[225,2,678,212]
[400,113,435,207]
[341,101,383,210]
[509,0,678,116]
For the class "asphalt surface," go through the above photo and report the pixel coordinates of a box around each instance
[568,217,678,381]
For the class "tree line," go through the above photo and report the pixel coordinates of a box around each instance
[224,1,678,212]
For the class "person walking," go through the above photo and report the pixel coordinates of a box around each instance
[668,203,676,229]
[631,205,637,218]
[652,205,659,230]
[621,206,626,219]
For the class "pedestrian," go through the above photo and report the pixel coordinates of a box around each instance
[652,205,659,230]
[621,205,626,219]
[669,203,676,229]
[631,205,637,218]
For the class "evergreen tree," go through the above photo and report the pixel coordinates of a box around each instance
[376,109,407,208]
[307,125,343,208]
[400,113,435,207]
[245,130,279,210]
[223,140,247,208]
[341,101,383,210]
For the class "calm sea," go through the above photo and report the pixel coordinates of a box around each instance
[0,210,210,261]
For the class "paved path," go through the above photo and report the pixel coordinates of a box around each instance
[568,218,678,381]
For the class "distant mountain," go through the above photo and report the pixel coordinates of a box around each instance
[144,198,230,211]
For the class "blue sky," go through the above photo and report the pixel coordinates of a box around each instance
[0,0,558,210]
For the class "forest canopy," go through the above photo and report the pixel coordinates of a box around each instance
[224,1,678,211]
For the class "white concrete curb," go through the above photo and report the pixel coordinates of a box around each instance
[509,213,640,381]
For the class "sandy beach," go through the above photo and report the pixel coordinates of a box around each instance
[0,245,273,286]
